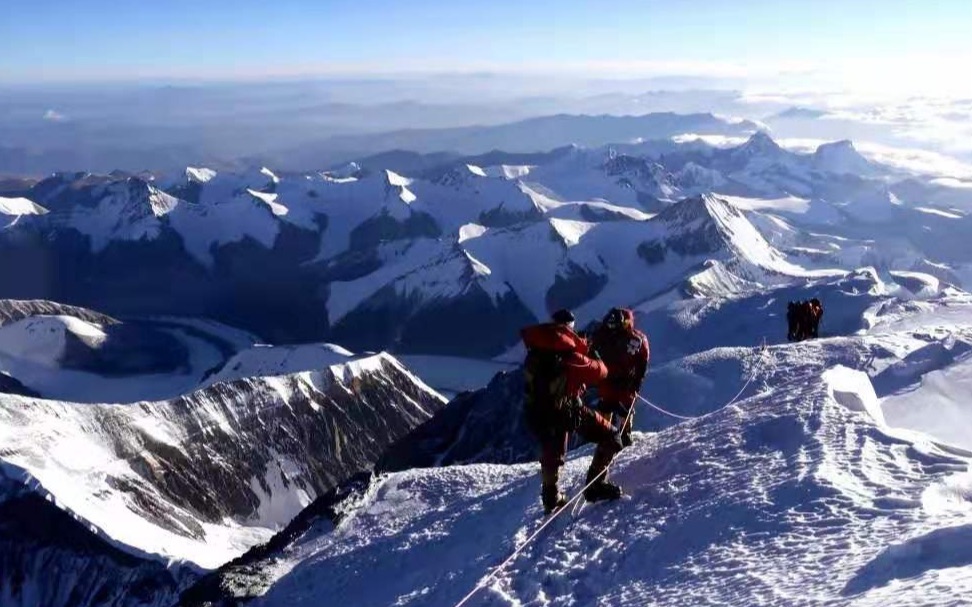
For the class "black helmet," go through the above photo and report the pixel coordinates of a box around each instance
[551,309,575,325]
[604,307,624,330]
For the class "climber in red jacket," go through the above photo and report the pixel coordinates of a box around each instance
[521,309,624,514]
[591,307,650,447]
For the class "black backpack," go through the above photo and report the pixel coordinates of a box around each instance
[523,349,573,436]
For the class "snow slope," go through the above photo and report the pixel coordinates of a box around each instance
[204,343,354,386]
[0,315,107,366]
[186,298,972,606]
[881,355,972,452]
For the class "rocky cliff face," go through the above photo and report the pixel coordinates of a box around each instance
[378,369,538,471]
[0,478,195,607]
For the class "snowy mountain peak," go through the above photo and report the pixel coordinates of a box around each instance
[734,130,784,157]
[140,182,181,217]
[324,162,363,180]
[384,170,412,188]
[601,154,676,201]
[186,167,217,184]
[85,177,180,221]
[245,189,289,217]
[0,314,107,369]
[602,154,665,178]
[813,139,876,176]
[0,195,48,218]
[433,164,490,187]
[465,164,488,177]
[260,167,280,184]
[548,217,594,248]
[648,193,799,286]
[457,223,488,244]
[673,162,728,193]
[183,315,972,607]
[383,170,418,205]
[657,192,738,226]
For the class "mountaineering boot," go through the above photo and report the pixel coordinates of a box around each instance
[541,466,567,514]
[583,442,623,503]
[584,479,623,503]
[543,491,569,515]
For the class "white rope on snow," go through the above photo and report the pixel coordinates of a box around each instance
[638,337,769,422]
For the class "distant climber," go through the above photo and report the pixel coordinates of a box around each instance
[808,298,823,338]
[787,299,824,341]
[786,301,799,341]
[590,307,649,447]
[521,309,624,514]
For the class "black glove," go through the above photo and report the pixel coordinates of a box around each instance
[563,396,585,433]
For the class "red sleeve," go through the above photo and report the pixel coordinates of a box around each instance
[521,323,587,353]
[563,352,608,393]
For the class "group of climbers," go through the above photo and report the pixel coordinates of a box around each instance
[786,298,823,342]
[519,297,820,514]
[520,307,649,514]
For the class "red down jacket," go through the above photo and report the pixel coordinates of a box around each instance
[591,308,650,406]
[521,323,607,397]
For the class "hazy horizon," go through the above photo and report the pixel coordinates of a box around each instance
[3,0,971,93]
[2,1,972,176]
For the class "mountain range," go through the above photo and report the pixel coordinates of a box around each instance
[2,113,972,606]
[2,126,970,356]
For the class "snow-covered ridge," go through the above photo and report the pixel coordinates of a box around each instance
[0,346,446,571]
[0,299,117,327]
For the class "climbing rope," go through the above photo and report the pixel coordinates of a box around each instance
[451,338,771,607]
[635,395,698,420]
[637,337,770,422]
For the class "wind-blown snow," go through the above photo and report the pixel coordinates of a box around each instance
[882,356,972,452]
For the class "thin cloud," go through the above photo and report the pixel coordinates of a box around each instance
[43,109,67,122]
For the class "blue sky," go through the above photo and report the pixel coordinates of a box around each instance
[2,0,971,82]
